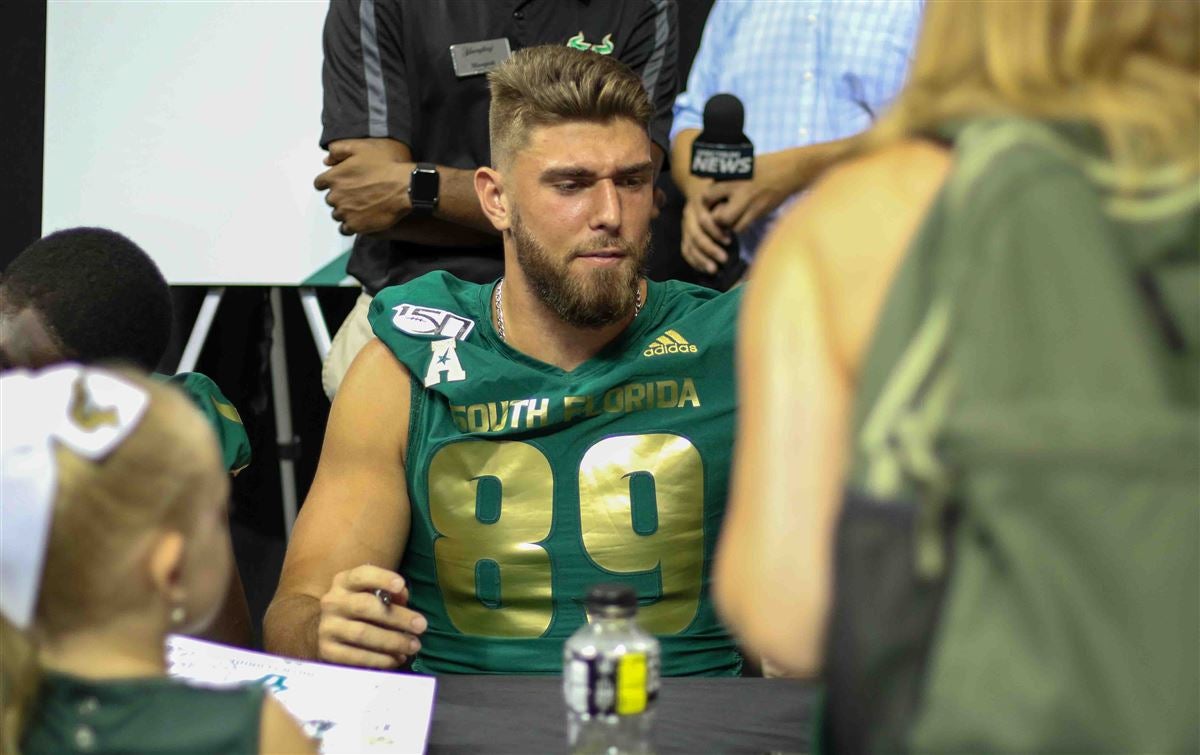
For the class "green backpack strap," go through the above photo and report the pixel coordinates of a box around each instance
[854,120,1048,579]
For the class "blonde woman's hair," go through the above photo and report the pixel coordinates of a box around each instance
[1,372,224,753]
[863,0,1199,182]
[487,45,654,170]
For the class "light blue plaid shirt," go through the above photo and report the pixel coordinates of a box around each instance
[672,0,923,257]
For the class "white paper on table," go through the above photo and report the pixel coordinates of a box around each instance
[166,635,436,754]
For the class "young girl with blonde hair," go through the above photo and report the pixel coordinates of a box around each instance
[1,366,312,753]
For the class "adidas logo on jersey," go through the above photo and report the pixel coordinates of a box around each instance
[643,329,698,357]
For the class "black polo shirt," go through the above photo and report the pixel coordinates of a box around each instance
[321,0,679,294]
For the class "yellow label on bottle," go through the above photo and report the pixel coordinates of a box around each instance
[616,653,648,715]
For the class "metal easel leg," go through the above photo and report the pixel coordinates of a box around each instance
[298,287,332,362]
[175,287,225,374]
[268,288,300,539]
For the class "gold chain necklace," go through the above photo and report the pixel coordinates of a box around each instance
[493,277,643,342]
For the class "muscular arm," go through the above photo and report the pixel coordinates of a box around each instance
[713,141,951,675]
[264,339,423,666]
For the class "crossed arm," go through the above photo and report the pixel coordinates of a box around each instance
[263,339,427,668]
[315,138,500,244]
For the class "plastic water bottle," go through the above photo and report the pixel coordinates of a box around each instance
[563,583,661,755]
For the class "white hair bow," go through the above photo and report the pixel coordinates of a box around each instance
[0,365,149,629]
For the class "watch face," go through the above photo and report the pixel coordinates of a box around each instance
[411,167,438,203]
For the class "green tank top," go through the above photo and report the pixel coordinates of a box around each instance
[22,671,264,753]
[369,272,743,676]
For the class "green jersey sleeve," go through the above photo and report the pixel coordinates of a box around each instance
[162,372,252,474]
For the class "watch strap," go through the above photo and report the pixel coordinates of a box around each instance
[409,162,439,216]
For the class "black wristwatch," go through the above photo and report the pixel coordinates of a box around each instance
[409,162,440,216]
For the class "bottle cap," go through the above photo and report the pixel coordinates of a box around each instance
[585,583,638,618]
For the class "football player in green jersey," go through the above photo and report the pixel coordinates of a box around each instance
[266,46,744,675]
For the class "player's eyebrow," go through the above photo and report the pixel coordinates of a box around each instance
[541,167,595,181]
[614,160,655,177]
[540,160,654,182]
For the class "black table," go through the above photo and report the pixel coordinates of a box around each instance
[427,676,815,754]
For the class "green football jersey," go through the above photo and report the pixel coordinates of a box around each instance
[369,272,742,676]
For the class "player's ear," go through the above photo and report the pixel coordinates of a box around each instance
[474,166,512,232]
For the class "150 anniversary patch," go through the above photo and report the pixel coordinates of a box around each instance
[391,304,476,341]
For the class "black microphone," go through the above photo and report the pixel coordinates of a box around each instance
[690,94,752,288]
[691,94,754,180]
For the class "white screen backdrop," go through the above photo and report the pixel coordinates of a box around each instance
[43,0,350,285]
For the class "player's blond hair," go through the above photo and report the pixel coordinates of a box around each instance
[1,373,223,753]
[862,0,1198,184]
[487,45,653,170]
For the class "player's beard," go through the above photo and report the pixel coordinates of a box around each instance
[510,209,650,329]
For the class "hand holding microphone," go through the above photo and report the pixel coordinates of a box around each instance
[682,94,753,287]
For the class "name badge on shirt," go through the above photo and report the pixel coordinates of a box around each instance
[450,38,513,78]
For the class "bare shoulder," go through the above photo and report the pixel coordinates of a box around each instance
[756,140,953,372]
[824,138,951,192]
[781,139,951,250]
[760,139,951,272]
[343,336,412,386]
[258,693,316,754]
[331,338,412,449]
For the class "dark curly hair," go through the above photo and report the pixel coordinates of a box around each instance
[1,228,173,371]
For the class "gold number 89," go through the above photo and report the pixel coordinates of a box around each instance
[427,433,705,638]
